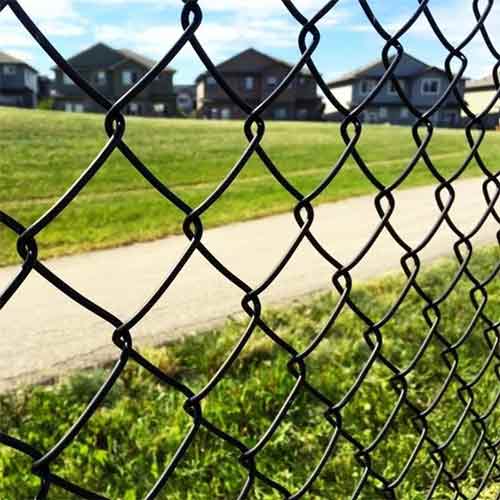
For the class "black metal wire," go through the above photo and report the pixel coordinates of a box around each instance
[0,0,499,498]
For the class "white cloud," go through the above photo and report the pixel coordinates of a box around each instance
[340,0,500,79]
[92,1,347,65]
[95,15,300,64]
[7,0,78,20]
[90,0,353,68]
[196,0,334,14]
[5,48,36,63]
[0,0,87,48]
[82,0,335,15]
[400,0,500,78]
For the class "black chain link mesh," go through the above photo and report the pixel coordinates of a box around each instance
[1,0,499,498]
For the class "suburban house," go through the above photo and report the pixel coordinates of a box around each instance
[0,51,38,108]
[195,48,323,121]
[53,43,176,116]
[326,53,465,127]
[175,84,195,115]
[464,76,500,129]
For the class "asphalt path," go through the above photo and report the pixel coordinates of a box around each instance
[0,177,497,390]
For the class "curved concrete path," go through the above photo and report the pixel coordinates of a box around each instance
[0,177,498,390]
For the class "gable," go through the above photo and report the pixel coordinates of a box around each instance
[217,49,287,74]
[329,53,451,88]
[67,43,123,70]
[361,54,431,79]
[112,49,174,74]
[196,48,311,81]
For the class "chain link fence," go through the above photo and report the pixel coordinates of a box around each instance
[0,0,499,498]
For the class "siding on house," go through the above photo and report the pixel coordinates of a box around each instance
[464,76,500,129]
[195,48,323,121]
[324,83,351,115]
[465,89,497,114]
[52,43,176,116]
[0,51,38,108]
[326,53,465,127]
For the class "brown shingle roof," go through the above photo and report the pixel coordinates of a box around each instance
[196,48,311,81]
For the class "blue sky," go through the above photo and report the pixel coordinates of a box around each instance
[1,0,499,86]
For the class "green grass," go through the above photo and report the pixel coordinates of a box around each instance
[0,246,498,499]
[1,107,498,267]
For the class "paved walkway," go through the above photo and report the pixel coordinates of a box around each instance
[0,177,497,390]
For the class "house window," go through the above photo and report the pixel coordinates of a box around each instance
[122,70,137,86]
[96,71,106,85]
[274,107,287,120]
[421,78,440,95]
[63,73,74,85]
[64,102,84,112]
[3,65,16,76]
[154,103,166,114]
[128,102,141,115]
[244,76,255,91]
[207,76,216,85]
[379,107,388,119]
[400,107,410,119]
[360,79,375,95]
[267,76,278,88]
[25,70,36,88]
[221,108,231,119]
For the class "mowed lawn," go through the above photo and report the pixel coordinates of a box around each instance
[1,107,498,266]
[0,247,498,498]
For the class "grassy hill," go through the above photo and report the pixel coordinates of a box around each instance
[1,107,497,266]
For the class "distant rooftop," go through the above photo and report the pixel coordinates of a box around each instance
[196,47,312,81]
[0,51,37,73]
[328,53,462,87]
[466,75,496,90]
[58,42,174,74]
[116,48,174,74]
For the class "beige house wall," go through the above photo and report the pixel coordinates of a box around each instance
[324,84,352,113]
[196,81,205,111]
[463,88,500,116]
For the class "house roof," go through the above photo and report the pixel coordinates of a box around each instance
[55,42,174,73]
[0,50,38,73]
[328,53,463,88]
[196,47,311,81]
[466,75,496,91]
[115,48,175,73]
